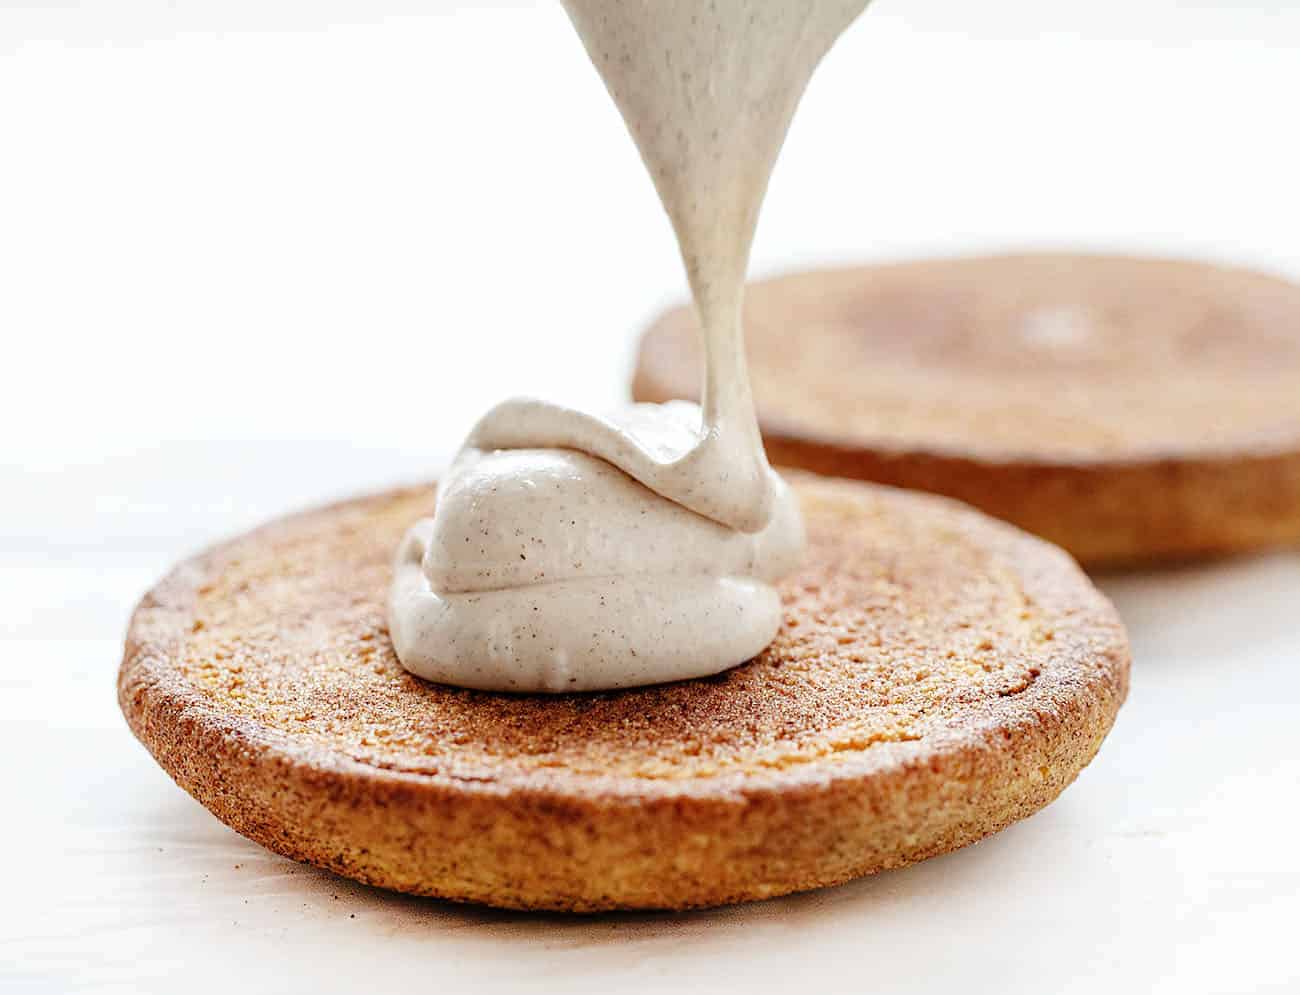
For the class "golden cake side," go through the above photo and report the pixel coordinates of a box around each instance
[633,255,1300,565]
[120,478,1129,911]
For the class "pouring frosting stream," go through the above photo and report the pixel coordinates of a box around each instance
[389,0,868,692]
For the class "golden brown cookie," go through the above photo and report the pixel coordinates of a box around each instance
[119,475,1128,912]
[633,255,1300,565]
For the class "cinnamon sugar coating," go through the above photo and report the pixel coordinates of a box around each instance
[120,476,1128,911]
[633,255,1300,564]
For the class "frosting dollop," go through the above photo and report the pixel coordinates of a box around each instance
[388,0,866,691]
[389,399,804,692]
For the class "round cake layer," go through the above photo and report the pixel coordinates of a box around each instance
[119,475,1129,911]
[633,254,1300,564]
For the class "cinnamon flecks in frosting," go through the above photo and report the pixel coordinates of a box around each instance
[388,1,868,691]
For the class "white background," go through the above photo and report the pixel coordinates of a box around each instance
[3,1,1298,992]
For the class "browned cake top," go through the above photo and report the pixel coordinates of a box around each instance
[636,254,1300,462]
[126,476,1126,799]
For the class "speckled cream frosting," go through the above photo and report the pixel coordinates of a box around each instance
[389,1,868,690]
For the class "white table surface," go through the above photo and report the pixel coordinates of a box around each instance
[4,2,1299,992]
